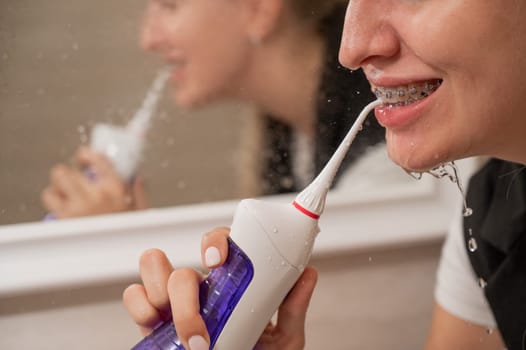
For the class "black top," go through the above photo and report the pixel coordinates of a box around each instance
[463,158,526,350]
[260,5,385,195]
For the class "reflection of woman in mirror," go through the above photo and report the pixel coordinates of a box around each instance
[125,0,526,349]
[40,0,385,219]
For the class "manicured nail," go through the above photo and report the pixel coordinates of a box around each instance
[188,335,209,350]
[205,246,221,267]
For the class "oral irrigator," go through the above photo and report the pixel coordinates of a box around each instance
[90,67,170,181]
[132,100,383,350]
[44,68,170,220]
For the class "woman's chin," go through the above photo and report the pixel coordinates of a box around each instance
[386,131,453,172]
[387,147,449,173]
[174,89,220,110]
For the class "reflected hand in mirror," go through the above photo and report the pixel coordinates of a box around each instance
[41,146,148,219]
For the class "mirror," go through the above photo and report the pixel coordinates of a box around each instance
[0,0,414,227]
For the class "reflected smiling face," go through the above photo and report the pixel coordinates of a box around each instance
[339,0,526,171]
[140,0,254,108]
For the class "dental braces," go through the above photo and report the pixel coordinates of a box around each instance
[373,80,442,106]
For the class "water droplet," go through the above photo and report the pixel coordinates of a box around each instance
[468,228,473,236]
[280,260,286,266]
[272,227,278,234]
[368,257,373,262]
[478,277,487,289]
[486,327,494,335]
[18,203,27,212]
[250,308,255,313]
[327,99,332,103]
[463,207,473,217]
[468,238,478,252]
[408,171,423,180]
[424,162,473,220]
[77,126,87,135]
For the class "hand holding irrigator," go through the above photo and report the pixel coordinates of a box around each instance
[42,68,170,219]
[125,100,382,350]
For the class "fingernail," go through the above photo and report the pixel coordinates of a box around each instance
[188,335,209,350]
[205,246,221,267]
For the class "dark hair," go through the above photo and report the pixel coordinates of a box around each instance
[261,4,385,195]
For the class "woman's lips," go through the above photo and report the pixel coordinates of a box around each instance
[372,79,443,128]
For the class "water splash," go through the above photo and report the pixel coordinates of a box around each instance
[468,237,478,252]
[407,161,473,217]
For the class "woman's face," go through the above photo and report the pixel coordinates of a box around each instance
[339,0,526,171]
[141,0,253,108]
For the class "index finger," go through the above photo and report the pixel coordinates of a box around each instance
[74,146,121,179]
[167,268,210,349]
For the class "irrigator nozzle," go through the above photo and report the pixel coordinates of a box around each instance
[293,100,382,218]
[126,66,171,137]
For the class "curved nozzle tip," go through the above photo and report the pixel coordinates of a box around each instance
[294,99,382,217]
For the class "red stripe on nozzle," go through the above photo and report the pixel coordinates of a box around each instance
[293,201,320,220]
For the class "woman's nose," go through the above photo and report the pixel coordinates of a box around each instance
[140,5,164,52]
[338,0,400,71]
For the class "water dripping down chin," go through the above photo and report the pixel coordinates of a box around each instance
[406,161,473,217]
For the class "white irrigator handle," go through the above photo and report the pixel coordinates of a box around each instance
[294,99,382,217]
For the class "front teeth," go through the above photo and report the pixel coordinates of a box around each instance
[373,80,442,106]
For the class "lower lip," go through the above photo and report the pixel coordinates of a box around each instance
[374,88,439,129]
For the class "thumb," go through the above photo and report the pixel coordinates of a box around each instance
[276,266,318,337]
